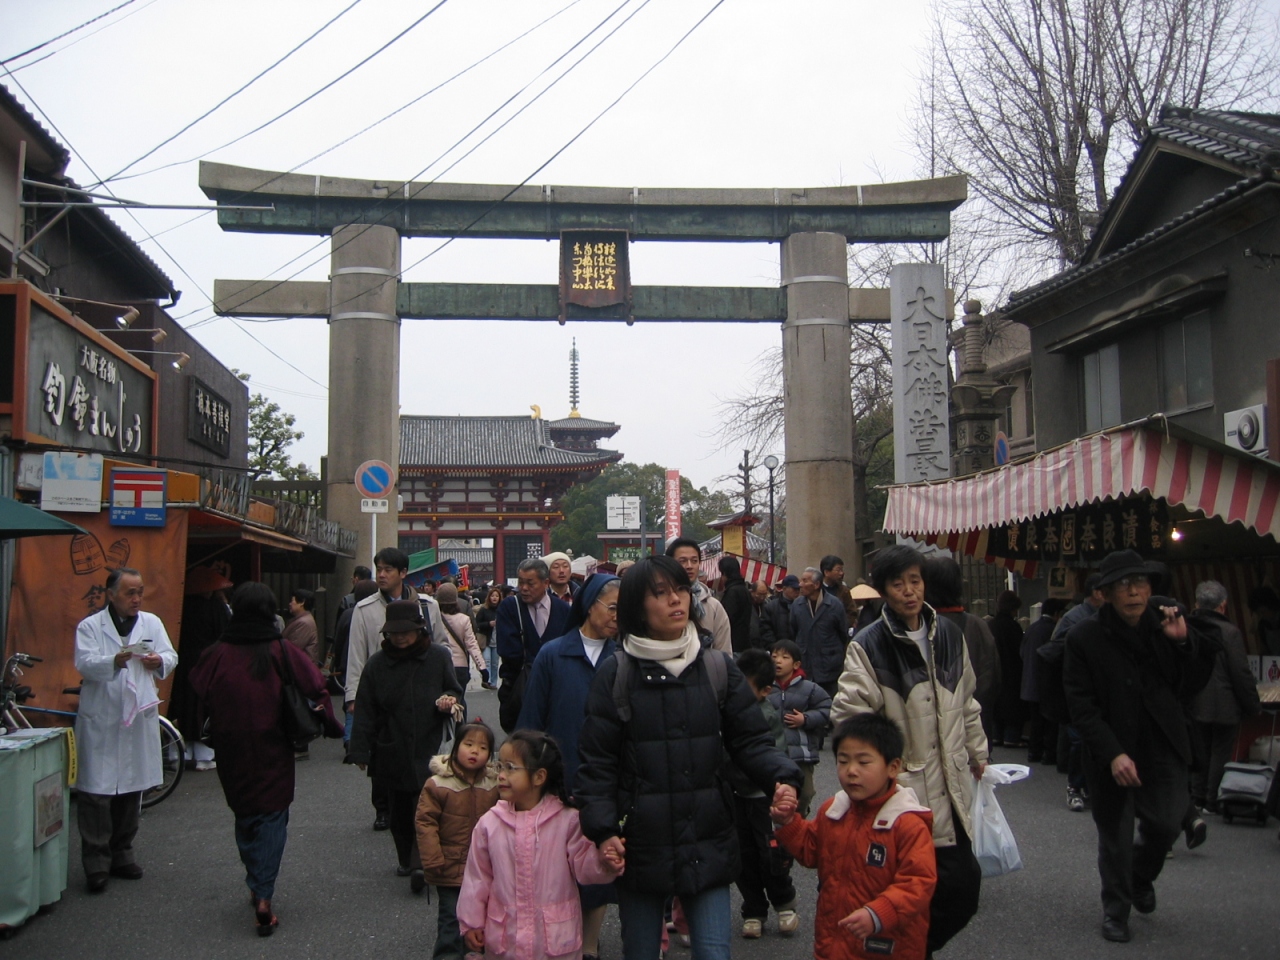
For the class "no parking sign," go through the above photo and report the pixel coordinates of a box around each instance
[355,460,395,499]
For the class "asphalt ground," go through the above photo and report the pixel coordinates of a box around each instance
[10,686,1280,959]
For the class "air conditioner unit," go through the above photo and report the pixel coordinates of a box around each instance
[1224,405,1268,457]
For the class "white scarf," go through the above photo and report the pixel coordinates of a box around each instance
[621,623,701,677]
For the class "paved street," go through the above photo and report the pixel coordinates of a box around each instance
[12,687,1280,959]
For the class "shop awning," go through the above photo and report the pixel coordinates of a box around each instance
[884,418,1280,544]
[700,552,788,587]
[187,508,306,552]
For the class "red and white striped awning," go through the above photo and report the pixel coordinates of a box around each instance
[699,552,788,587]
[884,421,1280,543]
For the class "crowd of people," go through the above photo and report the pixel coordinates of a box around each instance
[66,536,1268,955]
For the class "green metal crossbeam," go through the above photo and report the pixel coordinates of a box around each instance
[200,163,966,243]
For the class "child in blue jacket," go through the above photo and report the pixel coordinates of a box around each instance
[767,639,832,816]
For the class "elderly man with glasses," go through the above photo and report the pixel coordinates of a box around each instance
[1063,549,1217,944]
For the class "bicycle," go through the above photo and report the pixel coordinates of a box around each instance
[2,651,185,808]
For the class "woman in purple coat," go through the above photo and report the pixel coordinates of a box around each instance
[191,582,341,936]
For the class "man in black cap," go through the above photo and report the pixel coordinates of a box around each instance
[760,575,800,647]
[1063,549,1216,944]
[347,599,462,893]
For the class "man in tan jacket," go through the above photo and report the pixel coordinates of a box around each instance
[831,544,988,956]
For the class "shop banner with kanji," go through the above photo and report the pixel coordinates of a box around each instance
[987,496,1169,562]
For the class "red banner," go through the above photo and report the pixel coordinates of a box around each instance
[665,469,682,543]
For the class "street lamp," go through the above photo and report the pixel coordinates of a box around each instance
[762,454,779,565]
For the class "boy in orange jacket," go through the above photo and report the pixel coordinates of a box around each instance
[770,713,937,960]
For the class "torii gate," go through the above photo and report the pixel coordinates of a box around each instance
[199,161,965,579]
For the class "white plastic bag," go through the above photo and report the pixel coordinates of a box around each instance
[970,765,1024,878]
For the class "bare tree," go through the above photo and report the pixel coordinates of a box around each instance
[715,320,897,540]
[926,0,1279,267]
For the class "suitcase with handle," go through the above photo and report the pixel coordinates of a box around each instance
[1217,762,1278,825]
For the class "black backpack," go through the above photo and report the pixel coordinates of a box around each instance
[611,647,729,722]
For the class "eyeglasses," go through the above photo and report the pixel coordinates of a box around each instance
[496,761,527,774]
[593,601,619,613]
[1115,575,1149,590]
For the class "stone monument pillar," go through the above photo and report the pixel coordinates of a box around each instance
[781,232,858,575]
[890,263,951,486]
[327,224,402,572]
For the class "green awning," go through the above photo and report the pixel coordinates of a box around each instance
[0,497,89,539]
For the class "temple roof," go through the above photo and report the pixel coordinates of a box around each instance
[545,415,619,434]
[400,415,622,469]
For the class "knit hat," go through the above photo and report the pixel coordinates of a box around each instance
[779,575,801,589]
[543,551,571,567]
[1094,549,1163,590]
[436,582,459,605]
[383,599,424,634]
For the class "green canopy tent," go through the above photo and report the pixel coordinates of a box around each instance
[0,497,87,539]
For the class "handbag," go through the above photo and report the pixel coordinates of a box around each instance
[275,639,325,749]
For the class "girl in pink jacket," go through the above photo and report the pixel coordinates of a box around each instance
[459,731,623,960]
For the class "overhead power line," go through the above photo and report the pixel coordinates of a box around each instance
[99,0,366,185]
[108,0,453,184]
[0,0,141,66]
[103,0,585,265]
[344,0,730,309]
[186,0,644,327]
[1,63,328,390]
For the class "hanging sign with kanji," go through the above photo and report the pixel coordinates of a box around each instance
[559,230,631,322]
[987,496,1169,562]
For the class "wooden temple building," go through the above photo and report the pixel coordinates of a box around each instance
[397,342,620,583]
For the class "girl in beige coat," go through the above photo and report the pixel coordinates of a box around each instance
[416,721,501,958]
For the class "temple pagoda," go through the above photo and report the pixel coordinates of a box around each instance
[397,340,620,583]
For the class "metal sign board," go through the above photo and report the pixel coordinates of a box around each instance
[361,498,389,514]
[109,468,166,527]
[606,495,641,530]
[40,451,103,513]
[354,460,395,499]
[27,302,154,455]
[188,376,233,458]
[560,231,631,322]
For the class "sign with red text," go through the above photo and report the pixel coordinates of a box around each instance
[665,470,682,542]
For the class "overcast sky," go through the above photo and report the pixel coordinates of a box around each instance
[2,0,934,491]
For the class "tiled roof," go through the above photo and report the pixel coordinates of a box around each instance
[1007,106,1280,314]
[435,546,493,566]
[2,83,176,300]
[546,415,618,432]
[1148,106,1280,170]
[1005,173,1266,312]
[0,82,69,172]
[400,415,622,468]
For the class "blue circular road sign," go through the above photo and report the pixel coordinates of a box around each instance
[994,432,1010,466]
[355,459,395,499]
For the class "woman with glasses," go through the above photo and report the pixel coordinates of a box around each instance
[575,558,801,960]
[517,572,622,960]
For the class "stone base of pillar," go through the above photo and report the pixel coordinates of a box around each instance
[784,460,857,574]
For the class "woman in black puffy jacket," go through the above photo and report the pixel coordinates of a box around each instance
[575,556,801,960]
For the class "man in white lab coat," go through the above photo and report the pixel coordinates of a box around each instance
[74,567,178,892]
